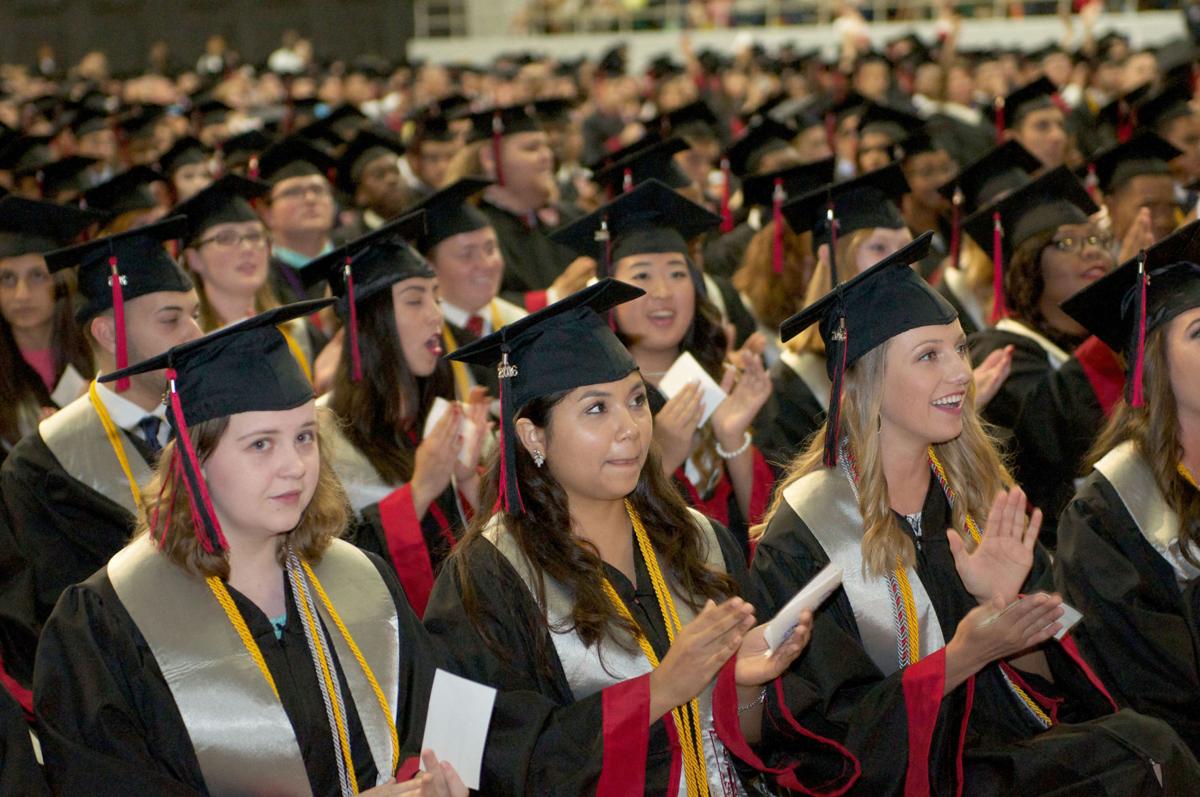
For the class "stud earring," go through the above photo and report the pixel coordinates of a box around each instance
[532,450,545,468]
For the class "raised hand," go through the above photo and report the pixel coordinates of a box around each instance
[649,597,755,721]
[943,593,1064,693]
[947,487,1043,605]
[385,749,468,796]
[972,345,1013,410]
[734,609,812,689]
[711,348,771,451]
[654,380,704,476]
[411,404,464,518]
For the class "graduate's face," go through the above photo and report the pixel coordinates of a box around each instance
[1166,307,1200,422]
[903,151,955,213]
[430,226,504,314]
[172,163,213,204]
[856,132,895,174]
[391,276,444,378]
[527,372,652,504]
[185,221,270,302]
[204,401,320,541]
[1011,108,1067,168]
[879,322,972,448]
[265,175,335,238]
[355,153,406,217]
[0,254,55,335]
[851,227,913,274]
[499,132,555,194]
[1038,222,1114,336]
[104,289,203,386]
[612,251,695,353]
[1106,174,1178,245]
[410,139,457,190]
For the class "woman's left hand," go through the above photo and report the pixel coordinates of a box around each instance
[383,750,467,796]
[453,386,493,484]
[734,610,813,688]
[972,345,1013,410]
[947,487,1042,605]
[711,347,771,448]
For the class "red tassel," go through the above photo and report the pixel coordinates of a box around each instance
[166,368,228,553]
[990,212,1006,323]
[771,178,785,275]
[993,97,1005,145]
[1131,251,1148,408]
[719,158,733,233]
[1084,163,1100,204]
[1116,102,1134,145]
[823,318,849,468]
[344,257,362,382]
[248,156,260,181]
[949,187,963,270]
[491,111,506,187]
[622,167,633,194]
[109,255,130,392]
[823,111,837,152]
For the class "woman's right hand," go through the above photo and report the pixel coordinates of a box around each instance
[943,592,1064,694]
[368,750,467,796]
[654,380,704,477]
[411,405,464,518]
[649,597,755,721]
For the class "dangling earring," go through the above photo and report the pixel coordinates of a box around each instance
[532,450,545,468]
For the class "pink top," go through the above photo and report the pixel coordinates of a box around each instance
[21,348,56,393]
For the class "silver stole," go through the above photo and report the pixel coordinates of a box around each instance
[316,406,395,513]
[779,349,831,412]
[40,394,153,517]
[483,509,745,797]
[108,537,401,796]
[778,469,945,676]
[994,318,1069,370]
[1095,441,1200,585]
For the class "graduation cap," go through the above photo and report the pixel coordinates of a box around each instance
[300,211,429,381]
[99,299,332,553]
[119,104,168,142]
[157,136,209,178]
[66,106,111,138]
[721,117,796,178]
[193,99,232,129]
[409,177,493,253]
[449,278,642,513]
[256,136,337,184]
[462,102,547,187]
[217,129,273,176]
[1061,220,1200,407]
[534,98,575,125]
[173,173,270,244]
[937,140,1041,269]
[992,77,1059,140]
[408,95,471,142]
[335,130,405,195]
[0,136,53,173]
[0,195,105,259]
[778,231,948,466]
[585,131,664,174]
[648,100,720,139]
[647,53,685,81]
[550,178,719,277]
[1096,83,1153,144]
[741,158,838,273]
[1135,80,1195,136]
[962,165,1097,322]
[31,155,99,200]
[82,165,161,216]
[296,103,370,147]
[857,102,924,141]
[781,163,910,254]
[44,215,192,391]
[1088,133,1181,195]
[590,136,690,197]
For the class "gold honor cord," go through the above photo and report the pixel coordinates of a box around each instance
[442,301,508,400]
[1179,462,1199,491]
[87,380,144,507]
[278,324,314,384]
[601,501,711,797]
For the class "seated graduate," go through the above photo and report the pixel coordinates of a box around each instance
[425,279,841,795]
[0,683,46,796]
[33,300,467,796]
[302,214,490,616]
[552,181,775,553]
[0,196,101,457]
[994,77,1069,170]
[333,129,411,238]
[1054,221,1200,757]
[751,232,1200,795]
[0,218,202,673]
[157,136,214,206]
[1087,133,1182,262]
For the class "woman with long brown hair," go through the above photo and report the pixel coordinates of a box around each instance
[33,301,468,795]
[304,218,490,617]
[0,196,98,457]
[750,231,1199,794]
[425,279,846,795]
[1054,221,1200,758]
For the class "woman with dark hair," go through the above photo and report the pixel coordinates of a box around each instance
[0,196,99,457]
[552,180,775,552]
[1054,222,1200,758]
[34,301,467,795]
[158,136,214,206]
[304,218,490,616]
[425,279,844,795]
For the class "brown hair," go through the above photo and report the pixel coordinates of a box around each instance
[1089,326,1200,567]
[1004,228,1085,351]
[186,256,280,332]
[453,387,737,674]
[732,221,816,331]
[135,406,350,579]
[786,228,878,356]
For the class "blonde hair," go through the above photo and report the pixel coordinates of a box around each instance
[446,140,487,185]
[758,336,1011,577]
[134,406,350,579]
[786,228,877,356]
[958,235,996,319]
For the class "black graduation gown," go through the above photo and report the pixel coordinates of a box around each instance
[750,471,1199,795]
[33,552,438,796]
[478,201,582,310]
[0,685,46,796]
[1054,469,1200,757]
[752,358,826,476]
[269,254,331,305]
[0,499,39,692]
[706,273,757,350]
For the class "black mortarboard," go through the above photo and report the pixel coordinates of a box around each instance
[721,117,796,178]
[335,129,405,194]
[647,53,685,81]
[409,95,471,142]
[825,91,868,122]
[462,102,544,143]
[256,136,337,184]
[741,157,837,209]
[33,156,100,200]
[856,102,924,141]
[296,103,370,147]
[409,177,493,253]
[0,136,53,173]
[173,174,269,244]
[937,140,1042,212]
[1088,133,1181,195]
[449,278,643,514]
[217,129,273,176]
[994,76,1059,131]
[45,215,192,390]
[534,98,575,125]
[590,136,690,196]
[67,106,111,138]
[1096,83,1152,142]
[82,165,161,216]
[0,195,105,259]
[157,136,209,177]
[194,99,232,128]
[650,100,719,139]
[1061,220,1200,407]
[779,231,950,465]
[550,178,718,275]
[100,299,332,553]
[119,104,168,141]
[1135,80,1195,136]
[585,132,663,174]
[781,163,910,250]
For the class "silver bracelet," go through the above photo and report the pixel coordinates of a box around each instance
[715,430,753,460]
[738,686,768,714]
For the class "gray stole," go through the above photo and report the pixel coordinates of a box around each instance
[1095,441,1200,586]
[40,393,153,517]
[780,349,831,412]
[994,318,1069,370]
[51,364,88,408]
[483,508,744,797]
[779,469,945,676]
[317,405,395,513]
[108,537,401,795]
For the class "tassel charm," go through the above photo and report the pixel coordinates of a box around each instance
[949,186,963,270]
[1130,250,1149,408]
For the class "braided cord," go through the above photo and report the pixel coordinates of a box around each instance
[206,577,278,699]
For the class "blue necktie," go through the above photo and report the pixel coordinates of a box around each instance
[137,416,163,457]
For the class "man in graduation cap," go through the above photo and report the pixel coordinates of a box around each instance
[401,96,471,198]
[1088,133,1183,260]
[334,129,410,239]
[1135,79,1200,189]
[997,77,1070,169]
[0,217,202,663]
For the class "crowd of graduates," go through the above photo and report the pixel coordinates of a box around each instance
[2,15,1200,795]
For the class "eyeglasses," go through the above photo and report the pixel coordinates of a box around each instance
[1051,233,1113,254]
[195,229,270,249]
[270,182,332,202]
